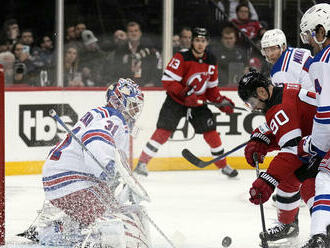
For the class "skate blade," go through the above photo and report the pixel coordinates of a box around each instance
[260,237,299,248]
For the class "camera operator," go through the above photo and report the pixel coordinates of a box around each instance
[11,42,40,85]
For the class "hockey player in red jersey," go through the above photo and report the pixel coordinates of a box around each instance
[238,70,318,247]
[134,27,237,177]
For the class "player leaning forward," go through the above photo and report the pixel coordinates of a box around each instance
[238,71,319,247]
[297,3,330,247]
[19,78,150,247]
[134,27,237,177]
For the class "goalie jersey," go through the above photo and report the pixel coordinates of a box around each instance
[309,44,330,156]
[42,106,129,201]
[271,47,313,90]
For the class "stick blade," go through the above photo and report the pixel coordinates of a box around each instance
[181,149,208,168]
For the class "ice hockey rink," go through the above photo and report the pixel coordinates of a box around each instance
[5,169,312,248]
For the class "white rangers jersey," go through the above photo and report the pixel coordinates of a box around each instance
[271,47,313,90]
[309,44,330,156]
[42,106,129,200]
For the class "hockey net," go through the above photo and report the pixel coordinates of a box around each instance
[0,64,4,245]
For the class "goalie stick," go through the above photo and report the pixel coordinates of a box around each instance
[182,141,248,168]
[49,109,151,202]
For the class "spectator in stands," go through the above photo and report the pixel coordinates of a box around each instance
[1,18,20,48]
[63,46,84,87]
[0,50,15,85]
[109,21,162,86]
[216,0,258,21]
[20,29,41,56]
[11,42,41,86]
[210,25,247,86]
[0,39,9,53]
[75,23,86,40]
[231,3,265,42]
[39,35,55,86]
[172,34,180,49]
[79,29,106,86]
[65,25,76,43]
[105,29,128,72]
[173,27,192,53]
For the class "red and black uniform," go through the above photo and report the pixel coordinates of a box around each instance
[138,49,235,169]
[262,84,317,223]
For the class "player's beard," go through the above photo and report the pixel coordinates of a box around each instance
[192,46,205,57]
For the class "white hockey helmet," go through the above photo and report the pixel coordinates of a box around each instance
[261,29,287,57]
[300,3,330,45]
[106,78,144,124]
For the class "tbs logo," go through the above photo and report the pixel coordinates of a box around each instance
[19,104,78,147]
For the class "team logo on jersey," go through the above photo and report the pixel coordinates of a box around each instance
[19,104,78,146]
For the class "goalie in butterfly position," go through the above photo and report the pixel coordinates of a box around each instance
[238,70,319,247]
[18,78,151,248]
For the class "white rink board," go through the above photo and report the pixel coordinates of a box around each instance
[5,89,265,163]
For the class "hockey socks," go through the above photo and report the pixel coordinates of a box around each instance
[138,128,172,164]
[203,130,226,168]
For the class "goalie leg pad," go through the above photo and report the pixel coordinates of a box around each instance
[50,185,119,227]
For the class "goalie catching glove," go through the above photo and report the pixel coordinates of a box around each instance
[249,172,279,204]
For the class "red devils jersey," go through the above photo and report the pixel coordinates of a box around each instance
[265,84,317,180]
[161,49,219,105]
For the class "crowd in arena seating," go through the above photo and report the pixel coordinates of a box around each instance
[0,0,269,88]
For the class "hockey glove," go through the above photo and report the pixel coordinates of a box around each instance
[249,172,278,205]
[184,93,203,107]
[297,135,323,167]
[245,124,273,167]
[215,96,235,114]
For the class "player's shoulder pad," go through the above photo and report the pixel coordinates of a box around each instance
[313,45,330,64]
[91,106,127,126]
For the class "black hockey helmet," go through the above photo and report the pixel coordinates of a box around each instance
[192,27,210,41]
[238,70,271,102]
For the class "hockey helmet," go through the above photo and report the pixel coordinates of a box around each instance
[261,29,287,58]
[106,78,144,123]
[192,27,210,41]
[300,3,330,45]
[238,70,271,111]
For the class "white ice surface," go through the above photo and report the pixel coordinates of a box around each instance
[4,170,311,247]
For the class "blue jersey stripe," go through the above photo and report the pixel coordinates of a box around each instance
[312,205,330,213]
[83,136,115,147]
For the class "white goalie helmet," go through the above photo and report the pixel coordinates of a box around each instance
[106,78,144,124]
[261,29,287,56]
[300,3,330,45]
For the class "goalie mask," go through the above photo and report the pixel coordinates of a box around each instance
[300,3,330,46]
[238,70,271,113]
[106,78,144,124]
[261,29,287,63]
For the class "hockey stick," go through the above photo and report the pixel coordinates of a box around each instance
[253,153,269,248]
[204,101,247,111]
[49,109,151,202]
[182,141,248,168]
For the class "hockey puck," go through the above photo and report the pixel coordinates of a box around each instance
[222,236,232,247]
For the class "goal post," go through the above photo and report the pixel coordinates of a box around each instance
[0,64,4,245]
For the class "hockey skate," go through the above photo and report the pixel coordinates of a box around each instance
[300,225,330,248]
[133,162,148,176]
[221,165,238,178]
[260,219,299,248]
[17,226,39,242]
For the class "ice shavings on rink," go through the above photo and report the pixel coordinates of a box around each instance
[5,170,311,247]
